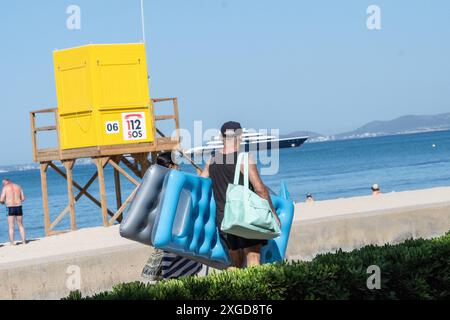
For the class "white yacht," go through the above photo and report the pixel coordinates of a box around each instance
[185,130,309,155]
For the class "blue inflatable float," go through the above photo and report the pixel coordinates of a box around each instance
[120,165,295,269]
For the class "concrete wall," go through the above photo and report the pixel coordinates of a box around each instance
[0,244,150,300]
[286,202,450,260]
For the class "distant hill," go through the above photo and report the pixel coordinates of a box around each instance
[336,113,450,139]
[284,113,450,142]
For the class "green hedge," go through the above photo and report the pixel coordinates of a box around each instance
[66,232,450,300]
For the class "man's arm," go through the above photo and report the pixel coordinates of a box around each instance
[245,154,281,226]
[201,160,210,178]
[0,188,6,205]
[20,187,25,202]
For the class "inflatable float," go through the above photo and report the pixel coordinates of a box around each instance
[120,164,295,269]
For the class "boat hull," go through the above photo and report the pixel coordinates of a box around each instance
[187,136,308,156]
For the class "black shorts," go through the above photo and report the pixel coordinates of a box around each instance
[220,232,268,251]
[8,206,23,217]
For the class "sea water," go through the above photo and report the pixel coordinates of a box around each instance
[0,130,449,243]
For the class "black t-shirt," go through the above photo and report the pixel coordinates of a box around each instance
[208,152,254,225]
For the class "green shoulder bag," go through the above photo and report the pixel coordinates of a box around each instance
[220,152,281,240]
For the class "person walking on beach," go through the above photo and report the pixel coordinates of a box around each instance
[0,179,27,245]
[201,121,280,268]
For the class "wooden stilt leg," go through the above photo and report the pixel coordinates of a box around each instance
[140,153,150,177]
[113,158,122,210]
[96,157,109,227]
[131,154,143,179]
[63,160,77,231]
[151,152,158,165]
[40,163,50,235]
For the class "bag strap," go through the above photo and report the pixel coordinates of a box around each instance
[233,153,244,185]
[233,152,249,189]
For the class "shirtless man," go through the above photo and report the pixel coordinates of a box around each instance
[0,179,27,245]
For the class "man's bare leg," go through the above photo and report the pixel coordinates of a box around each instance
[229,249,244,269]
[244,245,262,267]
[7,216,15,245]
[17,216,26,244]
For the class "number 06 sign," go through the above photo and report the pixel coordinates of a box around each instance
[122,112,147,141]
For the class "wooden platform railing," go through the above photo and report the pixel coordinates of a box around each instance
[30,98,181,162]
[30,108,59,162]
[152,97,181,142]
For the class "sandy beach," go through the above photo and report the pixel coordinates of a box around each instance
[0,186,449,299]
[287,186,450,261]
[295,186,450,222]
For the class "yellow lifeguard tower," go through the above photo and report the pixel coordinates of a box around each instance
[30,43,183,236]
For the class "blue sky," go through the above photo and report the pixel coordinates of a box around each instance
[0,0,449,165]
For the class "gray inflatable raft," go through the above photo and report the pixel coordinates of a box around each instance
[119,165,170,246]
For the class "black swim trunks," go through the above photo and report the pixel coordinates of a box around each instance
[220,232,268,251]
[8,206,23,217]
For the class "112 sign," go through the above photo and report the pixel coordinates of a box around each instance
[122,113,147,141]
